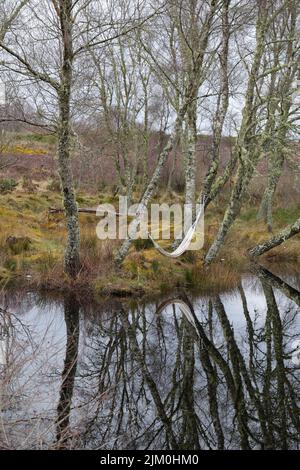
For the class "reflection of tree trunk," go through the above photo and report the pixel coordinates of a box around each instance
[214,295,274,449]
[262,303,275,448]
[238,285,255,378]
[180,294,247,447]
[180,319,200,449]
[254,265,300,308]
[122,312,179,449]
[56,293,80,448]
[261,281,287,449]
[200,346,224,449]
[213,296,250,449]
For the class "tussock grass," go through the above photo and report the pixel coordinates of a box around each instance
[184,262,241,294]
[0,183,300,297]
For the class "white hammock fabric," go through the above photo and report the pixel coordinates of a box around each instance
[148,202,204,258]
[156,298,200,337]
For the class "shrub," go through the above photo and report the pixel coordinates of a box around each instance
[0,178,18,194]
[6,236,32,254]
[80,229,115,277]
[151,260,160,273]
[47,179,61,192]
[173,174,185,193]
[97,180,107,192]
[22,176,37,193]
[4,258,17,272]
[133,238,153,251]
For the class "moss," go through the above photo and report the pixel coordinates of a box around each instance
[4,145,48,155]
[238,208,257,222]
[273,207,300,226]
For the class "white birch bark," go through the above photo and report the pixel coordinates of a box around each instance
[205,1,270,264]
[115,0,219,264]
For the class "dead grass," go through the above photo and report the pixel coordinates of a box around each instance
[0,184,300,297]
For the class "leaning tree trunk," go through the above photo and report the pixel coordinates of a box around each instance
[248,216,300,258]
[57,0,80,278]
[204,145,260,264]
[204,1,269,264]
[115,112,184,265]
[115,0,219,265]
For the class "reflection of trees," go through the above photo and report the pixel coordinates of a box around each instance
[56,293,80,448]
[2,268,300,450]
[74,268,300,450]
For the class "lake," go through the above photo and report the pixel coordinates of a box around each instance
[1,264,300,450]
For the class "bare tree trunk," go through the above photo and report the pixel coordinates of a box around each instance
[202,0,230,204]
[248,216,300,258]
[115,113,184,265]
[257,3,297,231]
[257,150,284,232]
[115,0,218,264]
[57,0,80,278]
[184,104,197,216]
[205,1,269,264]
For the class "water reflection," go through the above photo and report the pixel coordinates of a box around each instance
[1,266,300,450]
[56,294,80,448]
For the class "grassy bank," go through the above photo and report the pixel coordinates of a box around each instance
[0,183,300,298]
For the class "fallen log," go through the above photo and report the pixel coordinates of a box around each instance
[49,207,98,214]
[49,207,128,217]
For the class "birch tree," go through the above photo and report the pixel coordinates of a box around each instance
[90,34,155,203]
[0,0,29,41]
[204,0,291,264]
[257,0,300,231]
[201,0,230,204]
[115,0,219,265]
[0,0,156,277]
[0,1,30,169]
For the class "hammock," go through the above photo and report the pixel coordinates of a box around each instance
[148,202,204,258]
[156,298,200,337]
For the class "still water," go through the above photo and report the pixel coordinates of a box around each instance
[1,265,300,450]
